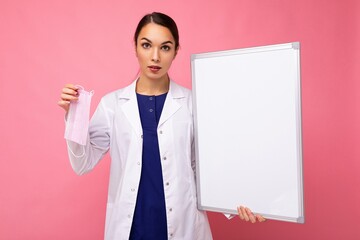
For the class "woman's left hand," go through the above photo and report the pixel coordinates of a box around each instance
[237,206,266,223]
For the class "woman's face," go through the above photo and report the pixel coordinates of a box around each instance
[136,22,177,82]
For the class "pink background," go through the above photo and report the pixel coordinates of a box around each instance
[1,0,359,239]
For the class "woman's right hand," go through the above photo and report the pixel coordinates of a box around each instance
[57,84,79,113]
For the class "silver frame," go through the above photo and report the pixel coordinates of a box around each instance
[191,42,304,223]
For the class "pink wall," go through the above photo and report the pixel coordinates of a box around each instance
[0,0,359,239]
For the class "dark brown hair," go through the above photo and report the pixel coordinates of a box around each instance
[134,12,180,50]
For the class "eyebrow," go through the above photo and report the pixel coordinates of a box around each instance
[140,37,174,45]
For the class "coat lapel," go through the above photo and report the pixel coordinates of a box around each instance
[119,81,142,137]
[119,80,185,133]
[158,81,184,128]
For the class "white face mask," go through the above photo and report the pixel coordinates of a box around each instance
[64,85,94,145]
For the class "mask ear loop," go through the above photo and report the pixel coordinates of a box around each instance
[75,85,85,90]
[66,141,86,157]
[76,85,94,96]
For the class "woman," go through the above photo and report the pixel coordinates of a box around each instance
[58,12,265,240]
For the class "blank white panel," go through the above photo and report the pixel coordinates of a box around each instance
[191,42,304,223]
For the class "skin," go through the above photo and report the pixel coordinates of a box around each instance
[57,21,265,224]
[58,22,176,112]
[58,83,79,113]
[135,22,177,96]
[238,206,266,223]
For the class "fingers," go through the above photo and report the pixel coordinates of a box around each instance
[58,84,79,112]
[245,207,256,223]
[60,84,79,101]
[61,85,79,99]
[237,206,245,220]
[65,83,78,89]
[57,99,70,112]
[238,206,266,223]
[238,206,250,222]
[255,214,266,223]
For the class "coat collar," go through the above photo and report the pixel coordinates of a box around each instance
[117,79,185,99]
[118,80,185,136]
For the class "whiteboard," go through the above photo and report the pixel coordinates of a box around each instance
[191,42,304,223]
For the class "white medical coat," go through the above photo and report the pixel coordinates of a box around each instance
[66,80,213,240]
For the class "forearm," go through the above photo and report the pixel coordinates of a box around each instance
[66,135,107,175]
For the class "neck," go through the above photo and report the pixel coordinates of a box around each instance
[136,75,170,96]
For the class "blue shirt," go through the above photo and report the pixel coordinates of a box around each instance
[129,93,168,240]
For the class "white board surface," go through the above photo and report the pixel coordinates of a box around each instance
[191,42,304,223]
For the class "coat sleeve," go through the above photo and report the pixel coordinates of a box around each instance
[189,92,197,177]
[65,97,112,175]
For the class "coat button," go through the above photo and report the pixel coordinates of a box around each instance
[166,182,169,186]
[159,130,163,134]
[131,188,135,192]
[169,208,173,212]
[149,108,153,112]
[163,156,167,160]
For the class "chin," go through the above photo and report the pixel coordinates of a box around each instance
[145,72,168,81]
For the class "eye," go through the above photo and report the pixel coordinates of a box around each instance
[161,45,171,51]
[141,42,151,49]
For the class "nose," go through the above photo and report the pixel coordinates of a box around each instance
[151,48,160,63]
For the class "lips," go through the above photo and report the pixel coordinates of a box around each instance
[148,65,162,72]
